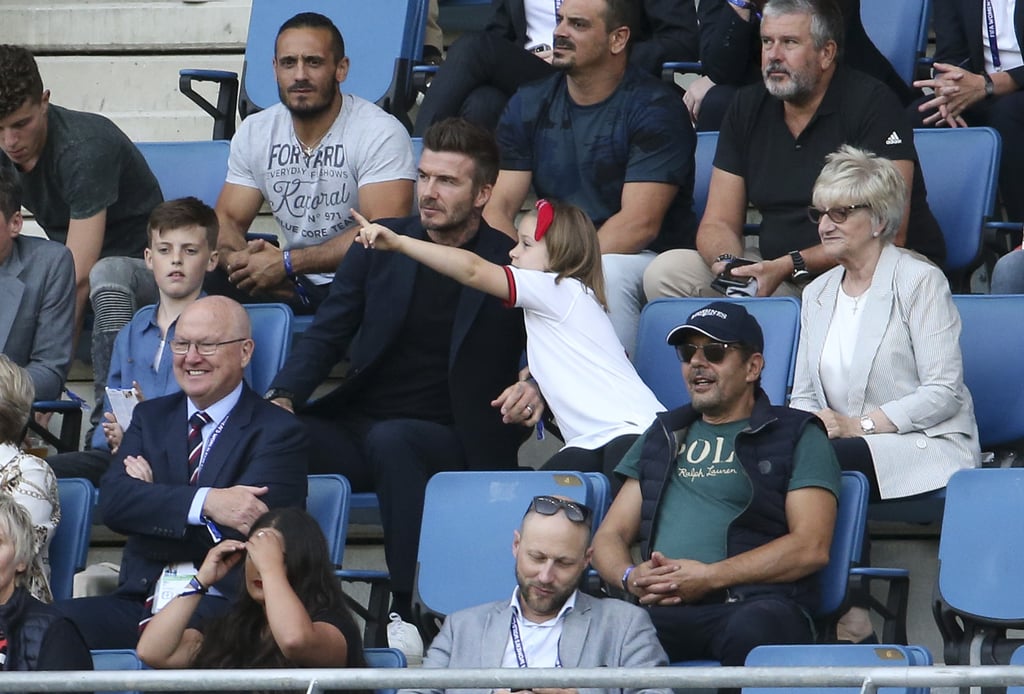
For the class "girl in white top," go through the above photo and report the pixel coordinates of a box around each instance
[353,200,663,483]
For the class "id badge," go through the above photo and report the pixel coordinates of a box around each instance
[153,561,198,613]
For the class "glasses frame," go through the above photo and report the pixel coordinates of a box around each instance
[675,342,737,364]
[807,203,871,225]
[169,338,248,356]
[528,495,593,525]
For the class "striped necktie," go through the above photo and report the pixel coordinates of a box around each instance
[187,411,213,485]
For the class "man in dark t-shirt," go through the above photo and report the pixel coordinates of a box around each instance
[485,0,697,357]
[643,0,945,301]
[0,44,163,422]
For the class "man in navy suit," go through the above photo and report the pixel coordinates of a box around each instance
[58,296,307,649]
[264,118,536,621]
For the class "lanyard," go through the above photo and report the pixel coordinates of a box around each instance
[194,414,230,482]
[985,0,1003,70]
[509,612,562,669]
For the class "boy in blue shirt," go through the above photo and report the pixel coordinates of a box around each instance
[48,197,218,484]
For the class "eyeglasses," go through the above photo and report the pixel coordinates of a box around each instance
[169,338,247,356]
[675,342,737,364]
[528,495,593,525]
[807,204,871,225]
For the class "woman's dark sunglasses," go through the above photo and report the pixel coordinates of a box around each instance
[529,495,592,524]
[806,204,870,225]
[675,342,736,364]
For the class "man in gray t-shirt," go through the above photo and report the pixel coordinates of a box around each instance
[0,44,163,424]
[214,12,416,313]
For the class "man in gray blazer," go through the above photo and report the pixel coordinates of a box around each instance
[0,168,75,401]
[404,495,669,694]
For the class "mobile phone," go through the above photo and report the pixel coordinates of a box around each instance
[711,257,757,294]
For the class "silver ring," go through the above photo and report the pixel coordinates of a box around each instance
[525,404,534,415]
[256,530,266,537]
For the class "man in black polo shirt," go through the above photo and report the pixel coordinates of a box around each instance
[643,0,945,300]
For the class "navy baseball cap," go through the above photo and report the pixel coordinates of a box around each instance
[665,301,765,352]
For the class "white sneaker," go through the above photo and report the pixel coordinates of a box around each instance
[387,612,424,665]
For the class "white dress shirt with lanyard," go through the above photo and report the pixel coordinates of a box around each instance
[984,0,1023,74]
[500,587,577,668]
[185,381,244,527]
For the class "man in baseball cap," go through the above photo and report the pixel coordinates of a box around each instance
[593,300,840,665]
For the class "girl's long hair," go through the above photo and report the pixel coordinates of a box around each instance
[191,507,366,671]
[535,200,608,310]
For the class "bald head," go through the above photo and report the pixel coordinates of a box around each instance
[172,296,254,409]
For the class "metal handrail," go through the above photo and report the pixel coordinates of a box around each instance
[7,665,1024,693]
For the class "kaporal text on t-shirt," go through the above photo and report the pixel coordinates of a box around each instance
[268,143,347,169]
[270,179,352,218]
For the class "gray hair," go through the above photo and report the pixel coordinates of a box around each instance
[763,0,845,54]
[0,354,34,444]
[0,494,38,587]
[812,145,907,242]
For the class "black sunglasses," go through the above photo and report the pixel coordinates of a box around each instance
[528,495,592,524]
[807,204,871,225]
[675,342,738,364]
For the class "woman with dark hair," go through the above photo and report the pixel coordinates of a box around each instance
[137,507,366,672]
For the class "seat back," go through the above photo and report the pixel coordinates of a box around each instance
[744,643,931,694]
[307,474,352,567]
[860,0,931,84]
[239,0,425,118]
[413,471,591,625]
[364,647,407,694]
[817,471,868,620]
[1007,644,1024,694]
[135,141,230,207]
[243,303,293,395]
[52,478,96,601]
[938,468,1024,622]
[91,649,144,694]
[634,297,801,409]
[914,127,1001,274]
[693,130,718,220]
[951,295,1024,448]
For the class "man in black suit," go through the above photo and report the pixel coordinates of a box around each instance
[911,0,1024,222]
[58,296,307,649]
[412,0,698,135]
[264,118,536,621]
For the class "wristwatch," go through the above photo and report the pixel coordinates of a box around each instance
[983,72,995,99]
[860,415,877,434]
[264,387,296,403]
[788,250,810,280]
[715,253,735,265]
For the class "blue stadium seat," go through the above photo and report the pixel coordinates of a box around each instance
[634,297,801,409]
[694,131,717,221]
[135,141,230,208]
[365,647,408,694]
[743,643,932,694]
[91,649,144,694]
[181,0,428,136]
[935,468,1024,666]
[52,478,97,602]
[243,303,293,395]
[861,0,931,85]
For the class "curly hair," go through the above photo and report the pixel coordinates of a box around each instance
[191,508,366,678]
[0,45,44,119]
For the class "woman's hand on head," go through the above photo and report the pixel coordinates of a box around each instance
[352,210,399,251]
[197,539,246,588]
[246,527,287,573]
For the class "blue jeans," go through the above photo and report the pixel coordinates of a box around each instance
[991,250,1024,294]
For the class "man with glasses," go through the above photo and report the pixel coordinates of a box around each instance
[642,0,944,302]
[57,296,307,650]
[592,301,841,666]
[404,495,670,694]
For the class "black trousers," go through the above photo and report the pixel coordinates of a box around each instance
[413,31,555,135]
[541,433,639,495]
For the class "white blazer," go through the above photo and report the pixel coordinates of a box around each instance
[790,244,980,499]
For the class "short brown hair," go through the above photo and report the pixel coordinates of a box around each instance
[422,118,500,189]
[532,200,607,310]
[0,45,44,119]
[0,167,22,220]
[147,196,219,249]
[0,354,34,444]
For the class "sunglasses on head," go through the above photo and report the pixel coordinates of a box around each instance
[675,342,738,364]
[528,495,592,524]
[806,204,870,225]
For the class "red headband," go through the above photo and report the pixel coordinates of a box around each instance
[534,199,554,241]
